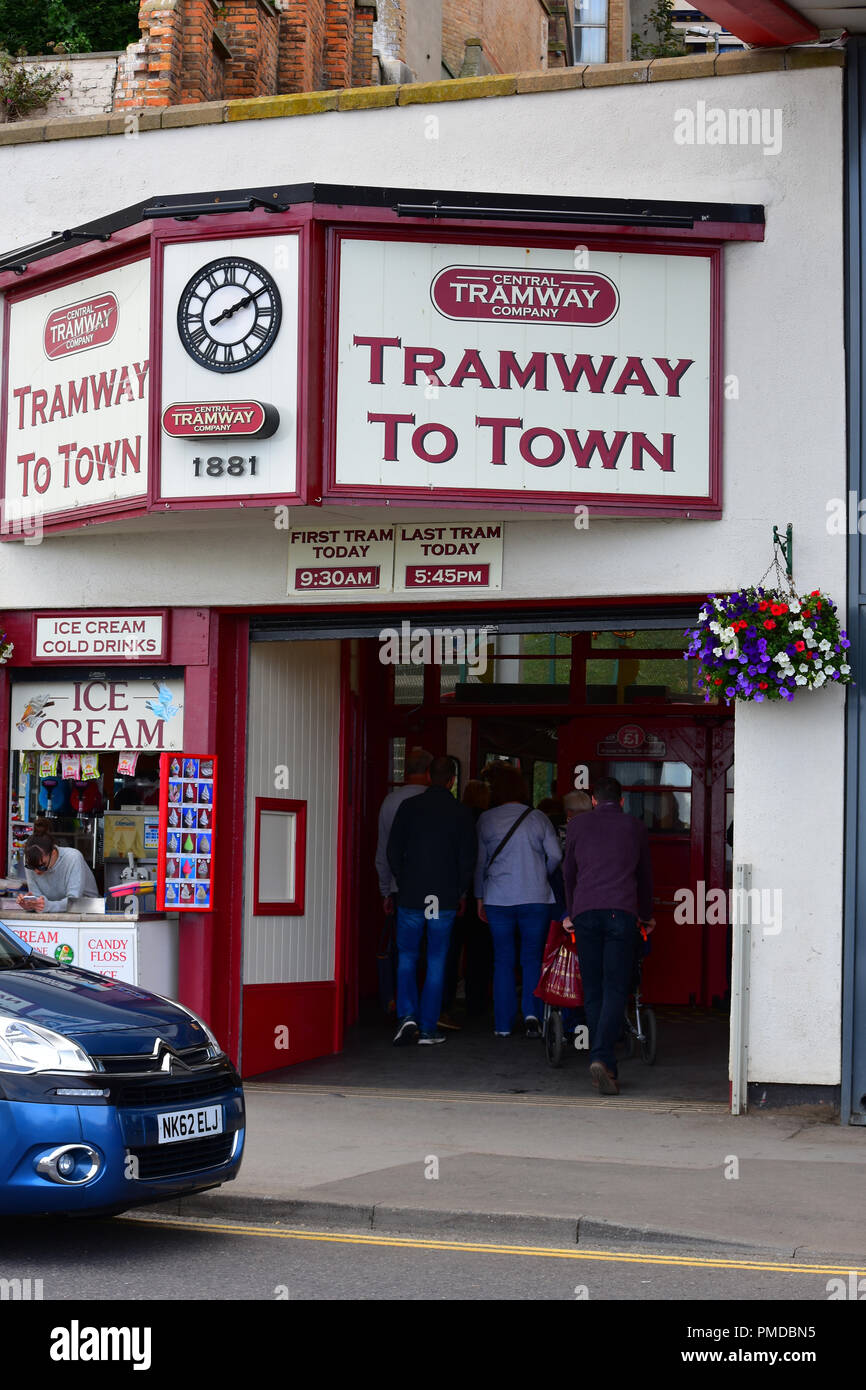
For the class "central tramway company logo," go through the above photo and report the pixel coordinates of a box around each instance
[43,292,119,360]
[430,265,619,326]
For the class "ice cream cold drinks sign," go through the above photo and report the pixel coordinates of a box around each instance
[331,238,718,511]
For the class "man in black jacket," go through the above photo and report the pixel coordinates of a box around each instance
[387,755,477,1046]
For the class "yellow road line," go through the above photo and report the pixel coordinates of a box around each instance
[123,1213,862,1277]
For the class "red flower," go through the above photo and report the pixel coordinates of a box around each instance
[810,590,821,596]
[758,681,768,690]
[763,619,776,630]
[770,603,788,616]
[794,640,805,652]
[758,601,769,611]
[802,610,811,621]
[714,678,723,685]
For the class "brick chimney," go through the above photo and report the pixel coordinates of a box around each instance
[115,0,378,110]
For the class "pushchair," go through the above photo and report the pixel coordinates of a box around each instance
[534,920,584,1069]
[620,924,657,1065]
[536,920,657,1068]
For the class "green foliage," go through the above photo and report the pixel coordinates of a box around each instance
[0,50,71,120]
[632,0,688,60]
[0,0,140,57]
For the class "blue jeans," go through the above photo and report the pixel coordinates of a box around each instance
[572,909,637,1075]
[396,907,456,1034]
[485,903,550,1034]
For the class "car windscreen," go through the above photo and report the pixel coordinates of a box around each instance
[0,934,31,969]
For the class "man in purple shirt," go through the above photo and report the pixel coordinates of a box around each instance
[562,777,655,1095]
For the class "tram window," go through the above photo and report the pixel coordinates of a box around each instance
[606,760,692,790]
[624,789,691,833]
[388,737,406,789]
[532,761,557,805]
[393,664,425,706]
[443,633,571,702]
[591,629,686,649]
[587,657,714,704]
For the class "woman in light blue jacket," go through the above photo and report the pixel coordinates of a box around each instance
[475,765,562,1038]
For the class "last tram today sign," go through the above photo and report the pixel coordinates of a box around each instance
[328,237,719,514]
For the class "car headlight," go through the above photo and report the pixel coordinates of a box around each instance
[182,1006,222,1056]
[0,1015,94,1074]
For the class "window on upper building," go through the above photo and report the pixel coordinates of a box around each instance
[573,0,608,64]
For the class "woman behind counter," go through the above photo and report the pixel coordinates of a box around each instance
[17,824,100,914]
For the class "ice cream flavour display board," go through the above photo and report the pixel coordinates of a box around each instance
[156,753,217,911]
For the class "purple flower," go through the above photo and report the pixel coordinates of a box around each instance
[725,686,735,698]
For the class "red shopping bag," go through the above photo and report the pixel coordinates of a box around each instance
[534,920,584,1008]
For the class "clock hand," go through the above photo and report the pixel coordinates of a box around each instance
[208,286,269,326]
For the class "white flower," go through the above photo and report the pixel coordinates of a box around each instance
[699,609,710,622]
[709,622,720,633]
[799,663,809,673]
[788,600,801,613]
[841,664,851,674]
[819,639,831,652]
[825,666,836,676]
[795,675,808,685]
[713,647,723,657]
[802,628,815,643]
[790,620,803,631]
[814,674,826,687]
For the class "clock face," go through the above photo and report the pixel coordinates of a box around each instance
[177,256,282,373]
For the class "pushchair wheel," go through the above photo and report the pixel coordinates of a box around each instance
[544,1006,565,1068]
[640,1006,657,1065]
[619,1010,636,1060]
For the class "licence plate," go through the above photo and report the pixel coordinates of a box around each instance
[156,1104,223,1144]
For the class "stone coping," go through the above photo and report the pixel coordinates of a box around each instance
[0,46,845,147]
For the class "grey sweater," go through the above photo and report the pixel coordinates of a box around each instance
[25,846,99,913]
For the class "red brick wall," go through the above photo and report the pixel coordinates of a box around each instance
[114,0,185,108]
[114,0,376,108]
[352,4,375,87]
[279,0,327,93]
[181,0,220,104]
[442,0,547,76]
[222,0,279,100]
[323,0,354,89]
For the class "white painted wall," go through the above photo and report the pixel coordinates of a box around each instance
[243,641,340,984]
[0,66,848,1084]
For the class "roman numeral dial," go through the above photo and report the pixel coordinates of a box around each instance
[177,256,282,373]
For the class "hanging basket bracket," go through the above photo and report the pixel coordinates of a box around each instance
[772,522,793,582]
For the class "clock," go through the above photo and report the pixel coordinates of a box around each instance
[177,256,282,373]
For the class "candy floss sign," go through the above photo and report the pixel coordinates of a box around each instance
[2,259,150,524]
[330,238,719,513]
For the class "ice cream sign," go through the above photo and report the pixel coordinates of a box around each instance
[11,679,184,750]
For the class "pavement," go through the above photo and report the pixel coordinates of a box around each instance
[153,1009,866,1263]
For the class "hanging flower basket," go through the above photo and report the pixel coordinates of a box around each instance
[684,588,852,704]
[0,634,12,665]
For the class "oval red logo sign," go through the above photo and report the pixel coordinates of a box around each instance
[430,265,619,326]
[161,401,279,438]
[43,292,118,359]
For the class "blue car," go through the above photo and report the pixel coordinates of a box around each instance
[0,922,244,1215]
